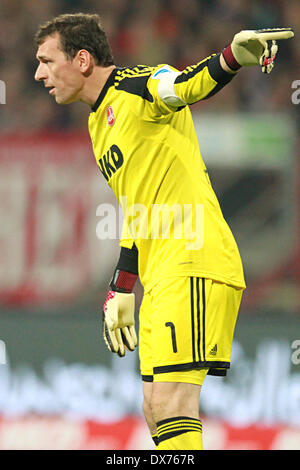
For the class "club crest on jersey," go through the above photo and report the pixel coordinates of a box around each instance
[106,106,115,126]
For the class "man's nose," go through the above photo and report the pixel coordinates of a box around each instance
[35,63,47,82]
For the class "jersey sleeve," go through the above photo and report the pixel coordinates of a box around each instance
[120,217,134,249]
[147,53,236,116]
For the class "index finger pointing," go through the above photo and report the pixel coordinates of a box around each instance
[254,28,294,41]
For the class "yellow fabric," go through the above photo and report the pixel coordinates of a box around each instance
[139,276,243,379]
[88,62,246,294]
[154,368,209,386]
[156,431,203,450]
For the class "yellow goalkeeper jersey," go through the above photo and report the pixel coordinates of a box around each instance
[88,54,246,292]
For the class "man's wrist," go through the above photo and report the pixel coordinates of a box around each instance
[109,245,138,293]
[221,45,241,73]
[110,269,138,293]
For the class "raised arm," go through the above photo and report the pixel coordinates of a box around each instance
[148,27,294,112]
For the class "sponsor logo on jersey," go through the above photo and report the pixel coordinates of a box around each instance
[98,144,124,181]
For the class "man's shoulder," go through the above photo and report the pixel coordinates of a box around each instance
[113,65,164,102]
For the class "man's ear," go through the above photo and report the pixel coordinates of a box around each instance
[76,49,93,75]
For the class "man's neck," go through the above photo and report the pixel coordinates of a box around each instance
[78,65,116,107]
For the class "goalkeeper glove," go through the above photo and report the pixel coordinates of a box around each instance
[222,28,294,74]
[102,246,138,357]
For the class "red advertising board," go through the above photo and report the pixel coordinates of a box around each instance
[0,415,299,450]
[0,133,117,306]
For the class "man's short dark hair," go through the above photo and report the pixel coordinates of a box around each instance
[35,13,114,66]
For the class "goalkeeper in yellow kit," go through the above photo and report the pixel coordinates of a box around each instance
[34,14,294,450]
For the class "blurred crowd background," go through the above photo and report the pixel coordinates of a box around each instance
[0,0,299,450]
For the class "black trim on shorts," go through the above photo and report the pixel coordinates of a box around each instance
[153,360,230,375]
[142,375,153,382]
[208,368,227,377]
[141,366,227,381]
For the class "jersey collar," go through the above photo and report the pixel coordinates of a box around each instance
[91,67,118,112]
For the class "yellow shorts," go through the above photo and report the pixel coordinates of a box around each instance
[139,276,243,386]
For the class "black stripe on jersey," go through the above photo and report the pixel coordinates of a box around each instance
[118,65,154,76]
[208,53,236,85]
[116,244,138,274]
[115,68,154,102]
[203,53,236,100]
[91,68,118,112]
[174,58,211,84]
[174,54,235,102]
